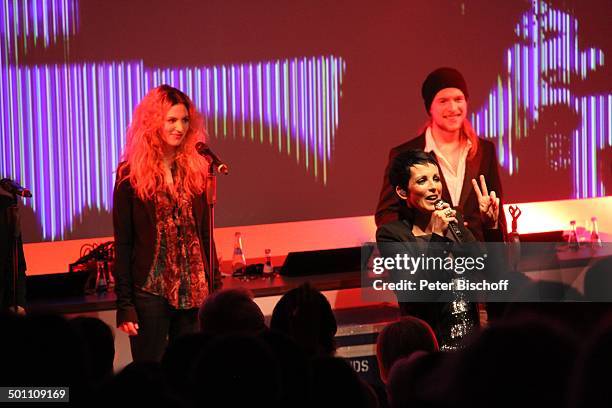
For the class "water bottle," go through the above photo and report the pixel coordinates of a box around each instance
[95,261,108,294]
[590,217,602,248]
[568,220,579,250]
[263,249,274,276]
[232,232,246,276]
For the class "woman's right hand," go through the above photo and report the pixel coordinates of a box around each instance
[430,203,457,236]
[119,321,139,336]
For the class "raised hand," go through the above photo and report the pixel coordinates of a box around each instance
[430,201,457,236]
[471,174,500,229]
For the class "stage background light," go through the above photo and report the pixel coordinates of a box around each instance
[0,0,610,243]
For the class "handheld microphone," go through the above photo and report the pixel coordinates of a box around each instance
[434,199,462,241]
[195,142,229,175]
[0,178,32,198]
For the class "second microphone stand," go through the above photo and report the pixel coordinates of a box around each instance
[206,163,218,294]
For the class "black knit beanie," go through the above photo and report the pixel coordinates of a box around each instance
[421,67,469,114]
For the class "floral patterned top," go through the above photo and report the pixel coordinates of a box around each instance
[141,188,208,309]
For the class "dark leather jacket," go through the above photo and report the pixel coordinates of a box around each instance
[112,165,220,325]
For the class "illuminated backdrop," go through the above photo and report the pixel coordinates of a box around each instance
[0,0,609,241]
[0,0,346,239]
[471,1,610,198]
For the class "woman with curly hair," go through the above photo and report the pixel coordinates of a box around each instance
[113,84,219,362]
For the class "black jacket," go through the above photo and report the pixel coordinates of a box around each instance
[376,213,504,342]
[112,167,220,325]
[375,133,507,241]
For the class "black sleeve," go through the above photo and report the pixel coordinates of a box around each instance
[112,176,138,326]
[374,148,401,227]
[485,142,508,239]
[376,224,453,285]
[483,228,505,243]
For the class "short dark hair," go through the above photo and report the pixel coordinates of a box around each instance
[388,149,440,190]
[198,288,266,335]
[270,283,337,357]
[376,316,438,379]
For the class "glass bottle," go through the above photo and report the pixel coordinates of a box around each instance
[263,248,273,276]
[232,232,246,276]
[95,260,108,294]
[568,220,579,250]
[590,217,602,248]
[105,260,115,290]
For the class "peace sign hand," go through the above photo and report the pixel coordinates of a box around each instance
[471,174,500,229]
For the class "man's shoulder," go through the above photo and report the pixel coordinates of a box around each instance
[476,137,496,153]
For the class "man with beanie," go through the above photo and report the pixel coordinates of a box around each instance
[374,67,506,242]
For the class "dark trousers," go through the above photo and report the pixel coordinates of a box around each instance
[130,289,199,363]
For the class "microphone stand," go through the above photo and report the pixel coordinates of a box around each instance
[5,193,21,313]
[205,163,218,294]
[196,143,228,293]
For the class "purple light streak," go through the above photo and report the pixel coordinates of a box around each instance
[471,0,611,199]
[0,0,346,240]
